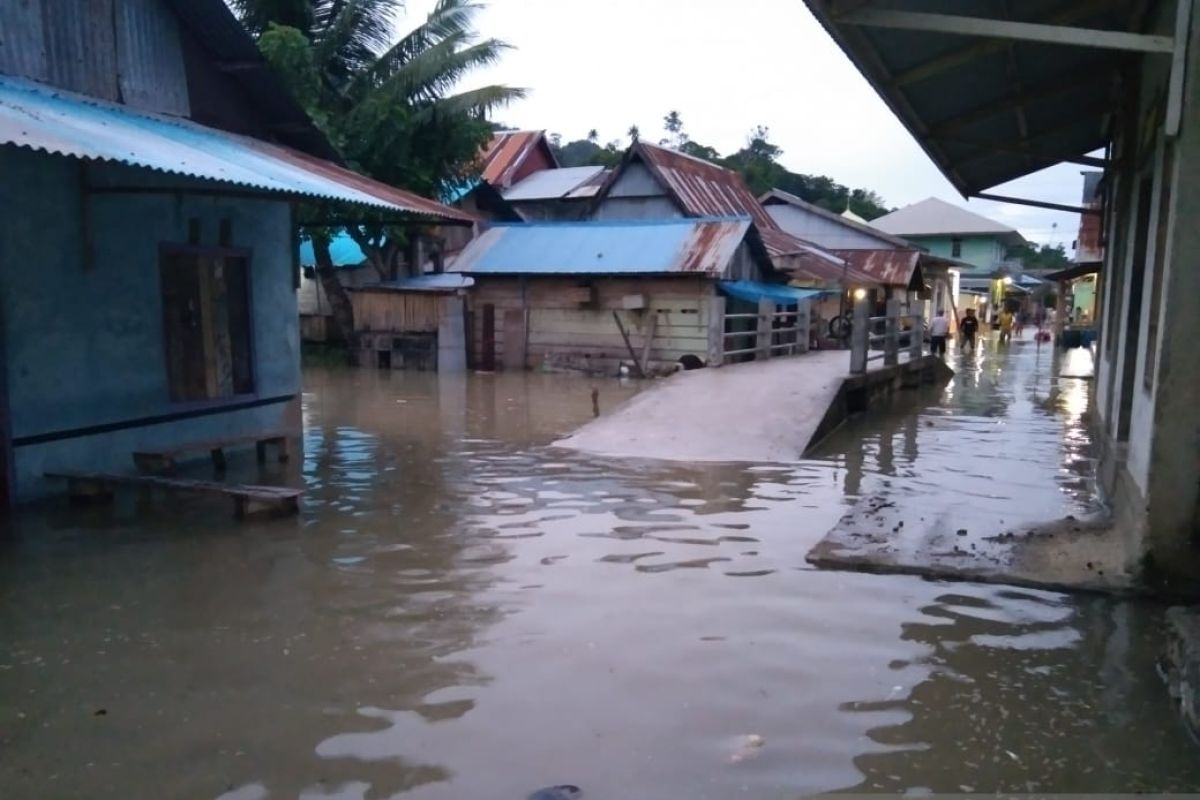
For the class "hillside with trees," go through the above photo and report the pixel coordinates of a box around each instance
[547,112,892,220]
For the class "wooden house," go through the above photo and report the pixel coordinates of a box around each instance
[450,217,827,374]
[0,0,470,504]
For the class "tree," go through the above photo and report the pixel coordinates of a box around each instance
[232,0,524,349]
[627,125,640,142]
[1008,242,1071,271]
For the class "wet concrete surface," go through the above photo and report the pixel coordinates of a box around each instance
[2,351,1199,799]
[807,338,1133,593]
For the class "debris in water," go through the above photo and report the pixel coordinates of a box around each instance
[528,786,581,800]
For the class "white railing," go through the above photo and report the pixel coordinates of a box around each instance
[849,298,924,375]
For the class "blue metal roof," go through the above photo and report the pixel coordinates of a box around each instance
[718,281,834,305]
[0,75,473,220]
[450,217,753,276]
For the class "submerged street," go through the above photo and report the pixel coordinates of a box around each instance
[3,339,1199,799]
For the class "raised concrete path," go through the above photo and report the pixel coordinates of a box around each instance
[557,350,945,463]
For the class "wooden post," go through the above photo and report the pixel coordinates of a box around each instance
[797,301,811,354]
[706,295,726,367]
[481,304,496,372]
[1056,279,1068,344]
[639,312,658,374]
[884,298,900,366]
[756,298,774,360]
[612,311,646,377]
[850,296,869,374]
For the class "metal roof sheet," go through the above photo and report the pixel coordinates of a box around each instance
[831,249,922,288]
[0,76,475,222]
[800,1,1131,194]
[356,274,475,292]
[503,166,605,201]
[480,130,555,189]
[871,197,1022,239]
[760,188,914,249]
[450,217,752,276]
[624,142,844,269]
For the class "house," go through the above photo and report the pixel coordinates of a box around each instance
[761,189,964,336]
[0,0,470,504]
[1044,172,1106,342]
[449,217,825,373]
[870,197,1026,272]
[800,0,1200,580]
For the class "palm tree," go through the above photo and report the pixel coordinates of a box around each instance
[231,0,524,350]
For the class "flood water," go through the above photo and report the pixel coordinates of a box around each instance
[2,337,1199,799]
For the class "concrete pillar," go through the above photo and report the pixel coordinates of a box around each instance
[437,295,467,374]
[884,298,900,367]
[756,298,773,360]
[706,295,725,366]
[849,297,869,374]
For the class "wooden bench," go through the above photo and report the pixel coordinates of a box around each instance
[45,470,302,519]
[132,431,292,475]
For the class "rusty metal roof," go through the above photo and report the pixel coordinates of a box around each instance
[0,75,476,222]
[832,249,923,288]
[627,142,844,271]
[480,130,557,189]
[450,217,752,276]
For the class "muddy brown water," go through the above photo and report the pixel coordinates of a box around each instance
[2,339,1199,799]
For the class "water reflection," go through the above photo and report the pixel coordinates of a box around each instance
[0,349,1196,799]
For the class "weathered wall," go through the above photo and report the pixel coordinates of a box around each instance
[0,148,300,499]
[592,163,682,221]
[907,234,1005,271]
[467,276,715,372]
[765,203,895,250]
[349,290,443,334]
[0,0,190,115]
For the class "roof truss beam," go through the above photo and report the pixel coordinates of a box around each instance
[836,9,1175,54]
[972,192,1101,215]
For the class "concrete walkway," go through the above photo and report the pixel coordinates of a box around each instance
[558,350,871,463]
[806,338,1139,594]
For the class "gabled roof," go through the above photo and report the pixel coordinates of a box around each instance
[449,217,760,277]
[761,188,913,249]
[602,142,845,273]
[480,130,559,189]
[871,197,1025,244]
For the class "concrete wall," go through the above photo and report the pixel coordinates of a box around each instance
[907,234,1005,271]
[1090,0,1200,576]
[765,203,896,249]
[0,148,300,500]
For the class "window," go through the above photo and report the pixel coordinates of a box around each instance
[951,237,962,258]
[160,248,254,402]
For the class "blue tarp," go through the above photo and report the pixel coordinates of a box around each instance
[718,281,834,305]
[298,233,366,268]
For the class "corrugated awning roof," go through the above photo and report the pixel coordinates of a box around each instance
[0,76,475,222]
[801,1,1143,194]
[832,249,924,288]
[450,217,753,276]
[719,280,837,305]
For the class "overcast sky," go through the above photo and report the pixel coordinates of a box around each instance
[403,0,1088,250]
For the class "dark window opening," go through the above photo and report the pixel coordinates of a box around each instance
[951,237,962,258]
[160,249,254,402]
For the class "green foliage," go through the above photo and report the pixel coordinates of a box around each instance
[235,0,524,278]
[551,115,892,220]
[1008,242,1071,272]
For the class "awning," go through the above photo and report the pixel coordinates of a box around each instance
[719,280,835,305]
[1044,263,1101,282]
[0,75,475,223]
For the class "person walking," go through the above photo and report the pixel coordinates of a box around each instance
[959,308,980,352]
[998,308,1015,344]
[929,310,950,356]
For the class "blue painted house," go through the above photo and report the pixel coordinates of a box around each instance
[0,0,471,504]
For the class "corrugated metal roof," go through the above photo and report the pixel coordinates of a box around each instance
[503,166,605,201]
[450,217,751,276]
[480,130,555,189]
[871,197,1022,239]
[565,168,611,199]
[760,188,914,249]
[628,142,844,269]
[0,75,476,222]
[832,249,922,287]
[357,274,475,293]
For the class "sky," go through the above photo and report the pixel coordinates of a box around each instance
[401,0,1089,250]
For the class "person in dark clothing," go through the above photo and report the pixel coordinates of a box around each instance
[959,308,980,351]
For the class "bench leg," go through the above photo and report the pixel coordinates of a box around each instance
[210,448,227,474]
